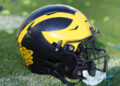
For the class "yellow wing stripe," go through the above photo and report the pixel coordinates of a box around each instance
[18,12,74,44]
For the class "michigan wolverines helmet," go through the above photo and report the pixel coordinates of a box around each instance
[17,5,108,86]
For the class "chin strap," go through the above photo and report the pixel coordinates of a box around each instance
[82,70,106,86]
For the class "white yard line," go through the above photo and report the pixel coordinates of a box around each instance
[0,74,60,86]
[0,74,43,86]
[0,15,25,30]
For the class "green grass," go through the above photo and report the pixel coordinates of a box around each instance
[0,0,120,86]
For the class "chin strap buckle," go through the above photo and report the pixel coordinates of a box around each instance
[82,70,106,86]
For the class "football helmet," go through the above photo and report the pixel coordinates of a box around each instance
[17,5,108,86]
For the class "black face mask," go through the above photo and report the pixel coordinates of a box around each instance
[54,26,108,83]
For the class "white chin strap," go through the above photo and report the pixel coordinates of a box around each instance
[82,70,106,86]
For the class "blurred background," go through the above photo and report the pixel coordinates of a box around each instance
[0,0,120,86]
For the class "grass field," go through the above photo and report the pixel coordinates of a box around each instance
[0,0,120,86]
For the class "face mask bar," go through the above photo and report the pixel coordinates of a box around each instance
[64,27,107,75]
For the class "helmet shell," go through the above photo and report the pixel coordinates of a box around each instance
[17,5,91,79]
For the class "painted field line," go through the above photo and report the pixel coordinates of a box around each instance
[0,15,25,30]
[0,74,61,86]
